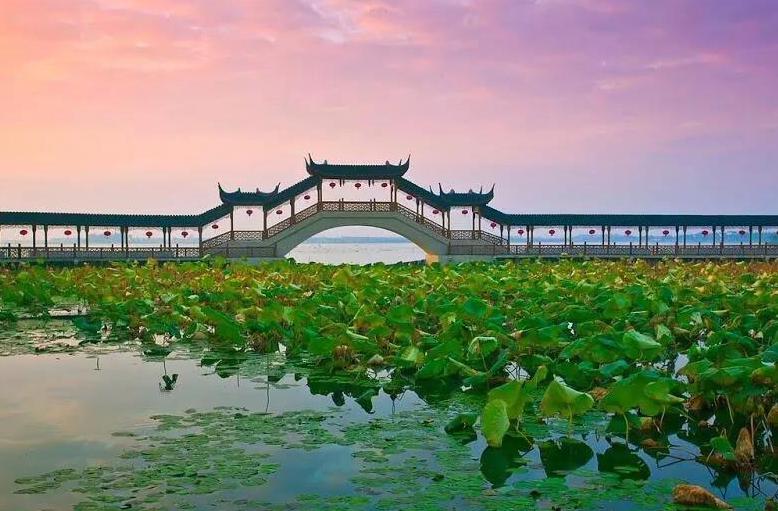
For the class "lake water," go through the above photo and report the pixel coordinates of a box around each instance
[1,320,774,510]
[287,241,425,265]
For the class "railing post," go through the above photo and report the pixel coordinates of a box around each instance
[17,243,21,260]
[176,244,179,258]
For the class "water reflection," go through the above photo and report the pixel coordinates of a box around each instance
[480,434,533,486]
[0,342,775,510]
[538,437,594,477]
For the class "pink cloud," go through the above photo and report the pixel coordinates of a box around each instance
[0,0,776,214]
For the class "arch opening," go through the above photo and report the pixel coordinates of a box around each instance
[286,226,426,265]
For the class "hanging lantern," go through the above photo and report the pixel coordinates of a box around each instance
[145,231,153,238]
[104,230,112,237]
[738,230,746,236]
[303,195,311,200]
[246,209,254,216]
[461,209,468,215]
[517,229,525,235]
[276,209,283,215]
[64,230,72,236]
[549,229,556,235]
[432,209,439,215]
[381,182,388,188]
[624,230,632,236]
[19,229,28,236]
[490,222,497,229]
[406,195,413,201]
[181,231,189,238]
[354,182,362,189]
[588,229,596,235]
[701,230,709,236]
[329,182,337,188]
[212,224,219,230]
[662,230,670,236]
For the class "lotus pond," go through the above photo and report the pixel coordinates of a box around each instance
[0,259,777,510]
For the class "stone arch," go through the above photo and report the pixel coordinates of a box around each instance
[267,213,450,257]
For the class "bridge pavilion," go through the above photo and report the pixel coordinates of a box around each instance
[1,157,777,263]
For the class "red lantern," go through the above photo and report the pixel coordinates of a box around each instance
[738,230,746,236]
[549,229,556,235]
[624,230,632,236]
[702,230,709,236]
[145,231,153,238]
[329,182,336,188]
[461,209,468,215]
[19,229,28,236]
[406,195,413,200]
[517,229,525,235]
[432,210,439,215]
[588,229,596,235]
[490,222,497,228]
[276,209,283,215]
[246,209,253,216]
[104,230,111,237]
[212,224,219,230]
[64,230,72,236]
[662,230,670,236]
[354,183,362,189]
[181,231,189,238]
[381,182,388,188]
[304,195,311,200]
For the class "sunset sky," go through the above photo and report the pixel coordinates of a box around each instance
[1,0,776,215]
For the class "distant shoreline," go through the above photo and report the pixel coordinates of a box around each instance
[303,236,411,244]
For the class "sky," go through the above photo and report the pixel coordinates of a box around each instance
[1,0,777,215]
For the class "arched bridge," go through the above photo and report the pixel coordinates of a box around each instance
[1,156,777,264]
[201,200,504,263]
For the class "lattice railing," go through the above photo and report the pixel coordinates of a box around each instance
[503,243,778,258]
[202,231,232,249]
[203,246,275,258]
[0,246,201,260]
[450,230,476,240]
[448,244,511,255]
[480,231,503,245]
[266,217,292,238]
[295,203,319,223]
[233,231,265,242]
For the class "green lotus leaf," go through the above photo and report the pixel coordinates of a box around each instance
[444,413,478,434]
[462,297,489,319]
[481,399,510,448]
[622,330,663,360]
[539,378,594,420]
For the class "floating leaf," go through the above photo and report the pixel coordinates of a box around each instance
[540,378,594,420]
[481,399,510,447]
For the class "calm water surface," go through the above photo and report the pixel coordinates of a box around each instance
[287,242,425,265]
